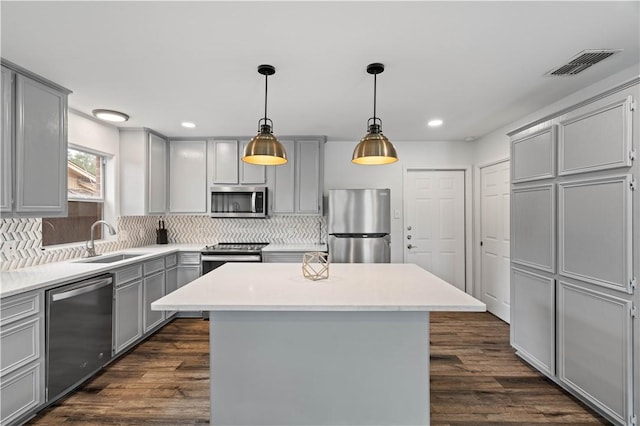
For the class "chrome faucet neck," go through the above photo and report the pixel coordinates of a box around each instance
[86,220,116,257]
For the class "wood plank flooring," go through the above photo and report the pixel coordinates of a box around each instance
[28,312,609,425]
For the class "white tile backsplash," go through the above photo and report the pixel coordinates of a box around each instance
[0,215,325,271]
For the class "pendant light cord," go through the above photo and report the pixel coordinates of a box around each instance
[373,73,377,120]
[264,73,268,122]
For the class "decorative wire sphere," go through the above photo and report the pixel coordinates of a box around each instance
[302,252,330,281]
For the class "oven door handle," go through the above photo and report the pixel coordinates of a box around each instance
[201,255,262,262]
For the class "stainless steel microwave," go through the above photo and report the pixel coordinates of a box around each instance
[210,186,268,218]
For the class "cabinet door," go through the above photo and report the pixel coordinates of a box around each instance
[14,74,67,216]
[558,175,633,292]
[558,281,633,425]
[272,140,295,214]
[143,271,165,333]
[148,133,167,214]
[165,266,178,318]
[558,95,634,175]
[170,140,207,213]
[0,362,42,425]
[177,265,201,288]
[511,184,555,272]
[240,140,266,184]
[296,140,322,214]
[1,66,12,214]
[511,125,555,183]
[114,280,143,354]
[212,140,239,184]
[510,267,555,376]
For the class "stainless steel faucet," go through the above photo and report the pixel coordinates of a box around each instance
[86,220,116,257]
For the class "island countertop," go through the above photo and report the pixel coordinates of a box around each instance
[152,262,486,312]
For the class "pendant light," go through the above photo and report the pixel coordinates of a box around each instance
[242,64,287,166]
[352,63,398,165]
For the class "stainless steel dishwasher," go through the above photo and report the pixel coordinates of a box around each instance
[46,274,114,403]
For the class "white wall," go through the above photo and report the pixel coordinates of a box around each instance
[324,140,474,263]
[68,109,120,237]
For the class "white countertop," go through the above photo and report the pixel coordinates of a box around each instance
[0,244,202,298]
[152,263,486,312]
[262,243,327,252]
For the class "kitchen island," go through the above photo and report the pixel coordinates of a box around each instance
[152,262,485,426]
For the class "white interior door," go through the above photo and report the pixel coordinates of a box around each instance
[404,170,465,291]
[480,160,511,323]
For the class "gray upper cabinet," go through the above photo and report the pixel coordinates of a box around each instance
[511,183,555,273]
[558,175,633,293]
[211,140,239,184]
[0,61,71,218]
[148,133,168,214]
[240,140,267,184]
[296,139,322,213]
[558,95,634,176]
[270,138,325,215]
[271,140,296,214]
[169,140,207,213]
[209,139,265,185]
[120,129,168,215]
[1,66,12,213]
[511,125,556,183]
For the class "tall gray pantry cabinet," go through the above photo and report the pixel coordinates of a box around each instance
[510,79,639,426]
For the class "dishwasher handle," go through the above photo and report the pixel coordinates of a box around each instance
[50,276,113,302]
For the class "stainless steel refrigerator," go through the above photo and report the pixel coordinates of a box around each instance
[328,188,391,263]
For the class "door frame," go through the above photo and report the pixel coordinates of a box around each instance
[403,166,473,294]
[474,157,510,302]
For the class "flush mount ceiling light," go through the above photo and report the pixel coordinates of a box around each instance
[92,109,129,123]
[427,119,443,127]
[242,64,287,166]
[181,122,196,128]
[352,63,398,165]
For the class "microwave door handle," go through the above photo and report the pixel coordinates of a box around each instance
[251,192,256,213]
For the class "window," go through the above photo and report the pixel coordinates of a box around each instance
[42,147,106,246]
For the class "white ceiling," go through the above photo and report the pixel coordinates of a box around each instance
[1,1,639,142]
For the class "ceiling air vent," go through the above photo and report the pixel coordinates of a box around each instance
[546,49,621,76]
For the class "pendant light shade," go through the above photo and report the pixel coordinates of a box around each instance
[243,64,287,166]
[352,63,398,165]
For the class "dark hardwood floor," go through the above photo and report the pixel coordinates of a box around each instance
[28,312,609,425]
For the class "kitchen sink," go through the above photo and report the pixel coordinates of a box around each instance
[76,253,146,264]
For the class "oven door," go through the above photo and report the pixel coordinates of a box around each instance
[201,254,262,275]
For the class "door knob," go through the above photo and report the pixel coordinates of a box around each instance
[407,226,412,231]
[407,235,412,240]
[407,244,416,249]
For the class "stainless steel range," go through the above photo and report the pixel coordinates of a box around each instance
[200,242,269,275]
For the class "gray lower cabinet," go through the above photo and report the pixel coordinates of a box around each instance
[176,252,201,318]
[113,278,143,354]
[558,281,633,425]
[165,254,178,318]
[263,251,308,263]
[510,267,555,376]
[1,61,71,218]
[0,291,45,426]
[143,271,165,333]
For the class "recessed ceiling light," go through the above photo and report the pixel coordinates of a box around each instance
[427,119,443,127]
[92,109,129,122]
[181,122,196,128]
